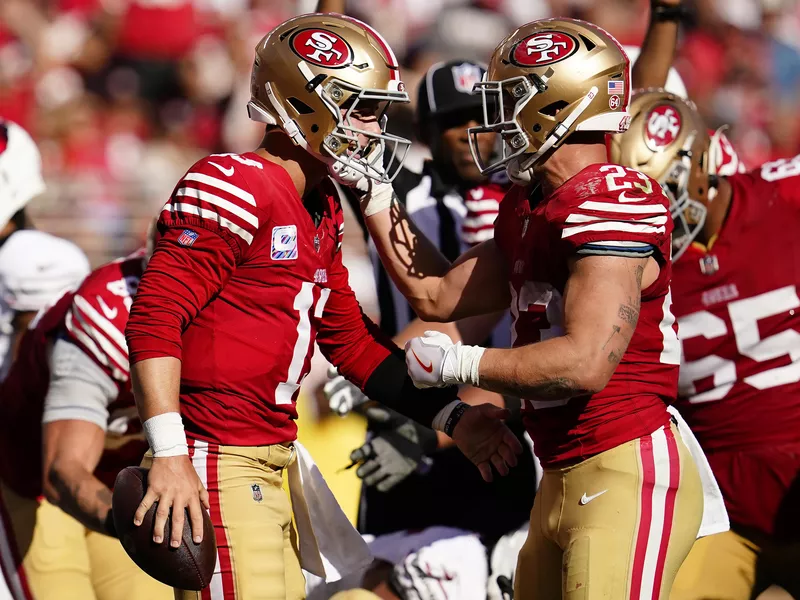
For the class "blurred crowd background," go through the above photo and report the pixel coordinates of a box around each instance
[3,0,800,265]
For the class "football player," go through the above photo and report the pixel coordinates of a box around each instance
[0,242,170,600]
[124,13,521,600]
[0,120,90,382]
[355,18,706,599]
[611,90,800,599]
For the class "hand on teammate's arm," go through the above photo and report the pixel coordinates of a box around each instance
[406,256,653,399]
[42,420,116,536]
[357,182,510,321]
[632,0,684,90]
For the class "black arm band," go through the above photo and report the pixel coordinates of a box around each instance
[652,4,689,22]
[443,402,470,437]
[364,348,459,428]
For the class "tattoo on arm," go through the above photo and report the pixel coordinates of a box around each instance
[618,303,639,327]
[48,465,113,535]
[489,376,586,401]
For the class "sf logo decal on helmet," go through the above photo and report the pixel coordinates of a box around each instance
[511,31,579,66]
[290,29,353,68]
[645,104,682,151]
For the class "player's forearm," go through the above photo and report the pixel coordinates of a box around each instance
[632,4,681,90]
[365,203,454,320]
[393,319,461,347]
[478,335,611,400]
[45,462,113,535]
[131,357,182,419]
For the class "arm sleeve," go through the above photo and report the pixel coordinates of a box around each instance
[42,338,117,430]
[126,227,236,363]
[557,188,669,259]
[126,155,264,363]
[317,252,458,427]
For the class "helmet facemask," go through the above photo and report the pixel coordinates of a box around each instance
[248,62,411,186]
[661,132,707,260]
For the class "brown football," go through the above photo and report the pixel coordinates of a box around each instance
[112,467,216,591]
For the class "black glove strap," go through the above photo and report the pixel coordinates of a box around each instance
[652,4,689,22]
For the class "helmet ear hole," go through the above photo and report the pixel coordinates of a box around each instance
[539,100,568,117]
[286,97,314,115]
[579,35,596,52]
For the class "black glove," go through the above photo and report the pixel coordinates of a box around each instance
[350,409,438,492]
[104,508,118,539]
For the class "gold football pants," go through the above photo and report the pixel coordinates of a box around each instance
[671,528,800,599]
[0,479,171,600]
[146,441,305,600]
[515,423,703,600]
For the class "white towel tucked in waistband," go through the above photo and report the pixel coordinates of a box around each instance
[667,405,730,538]
[286,441,373,583]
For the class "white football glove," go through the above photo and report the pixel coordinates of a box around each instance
[323,366,369,417]
[391,533,488,600]
[404,331,486,389]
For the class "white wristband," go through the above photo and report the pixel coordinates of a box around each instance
[360,181,395,217]
[445,344,486,387]
[143,412,189,457]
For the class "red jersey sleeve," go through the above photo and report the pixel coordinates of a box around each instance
[126,154,268,364]
[316,250,394,390]
[551,165,672,260]
[64,267,134,384]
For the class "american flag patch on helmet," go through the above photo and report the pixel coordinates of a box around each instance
[178,229,199,247]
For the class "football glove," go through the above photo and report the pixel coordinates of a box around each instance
[324,366,370,417]
[404,331,485,389]
[350,410,436,492]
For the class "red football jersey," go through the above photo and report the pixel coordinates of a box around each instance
[671,155,800,535]
[126,153,394,446]
[494,164,680,467]
[0,253,147,499]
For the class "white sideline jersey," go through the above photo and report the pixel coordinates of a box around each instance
[0,230,89,381]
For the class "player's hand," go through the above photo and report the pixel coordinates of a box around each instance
[405,331,459,388]
[451,404,523,482]
[350,414,435,492]
[134,455,210,547]
[324,366,370,416]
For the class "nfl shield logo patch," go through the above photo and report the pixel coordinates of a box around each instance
[699,254,719,275]
[451,63,483,94]
[251,484,263,503]
[271,225,298,260]
[177,229,199,247]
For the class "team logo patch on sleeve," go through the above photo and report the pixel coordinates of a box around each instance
[178,229,199,247]
[271,225,298,260]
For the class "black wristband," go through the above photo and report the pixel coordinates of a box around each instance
[443,402,470,438]
[104,508,118,539]
[364,348,459,429]
[652,4,688,22]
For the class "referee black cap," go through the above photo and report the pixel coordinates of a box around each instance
[417,60,486,126]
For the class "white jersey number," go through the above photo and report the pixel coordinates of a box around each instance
[275,282,331,405]
[678,285,800,403]
[761,154,800,182]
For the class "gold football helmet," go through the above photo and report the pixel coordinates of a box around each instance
[468,18,631,181]
[609,89,710,260]
[247,13,410,184]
